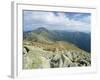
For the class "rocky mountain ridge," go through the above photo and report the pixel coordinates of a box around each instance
[23,27,91,69]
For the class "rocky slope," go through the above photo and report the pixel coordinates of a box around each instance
[23,27,91,69]
[23,41,91,69]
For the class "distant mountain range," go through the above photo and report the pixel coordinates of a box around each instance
[23,27,91,53]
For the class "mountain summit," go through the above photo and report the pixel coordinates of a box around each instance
[34,27,49,34]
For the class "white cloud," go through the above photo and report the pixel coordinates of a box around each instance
[24,11,90,32]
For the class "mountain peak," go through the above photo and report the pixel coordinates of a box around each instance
[38,27,48,30]
[34,27,49,33]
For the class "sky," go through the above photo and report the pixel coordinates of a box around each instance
[23,10,91,32]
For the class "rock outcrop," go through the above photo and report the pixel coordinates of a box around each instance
[23,45,91,69]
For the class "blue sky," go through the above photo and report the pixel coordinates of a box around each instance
[23,10,91,32]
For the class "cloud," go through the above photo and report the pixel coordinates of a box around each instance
[23,10,91,32]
